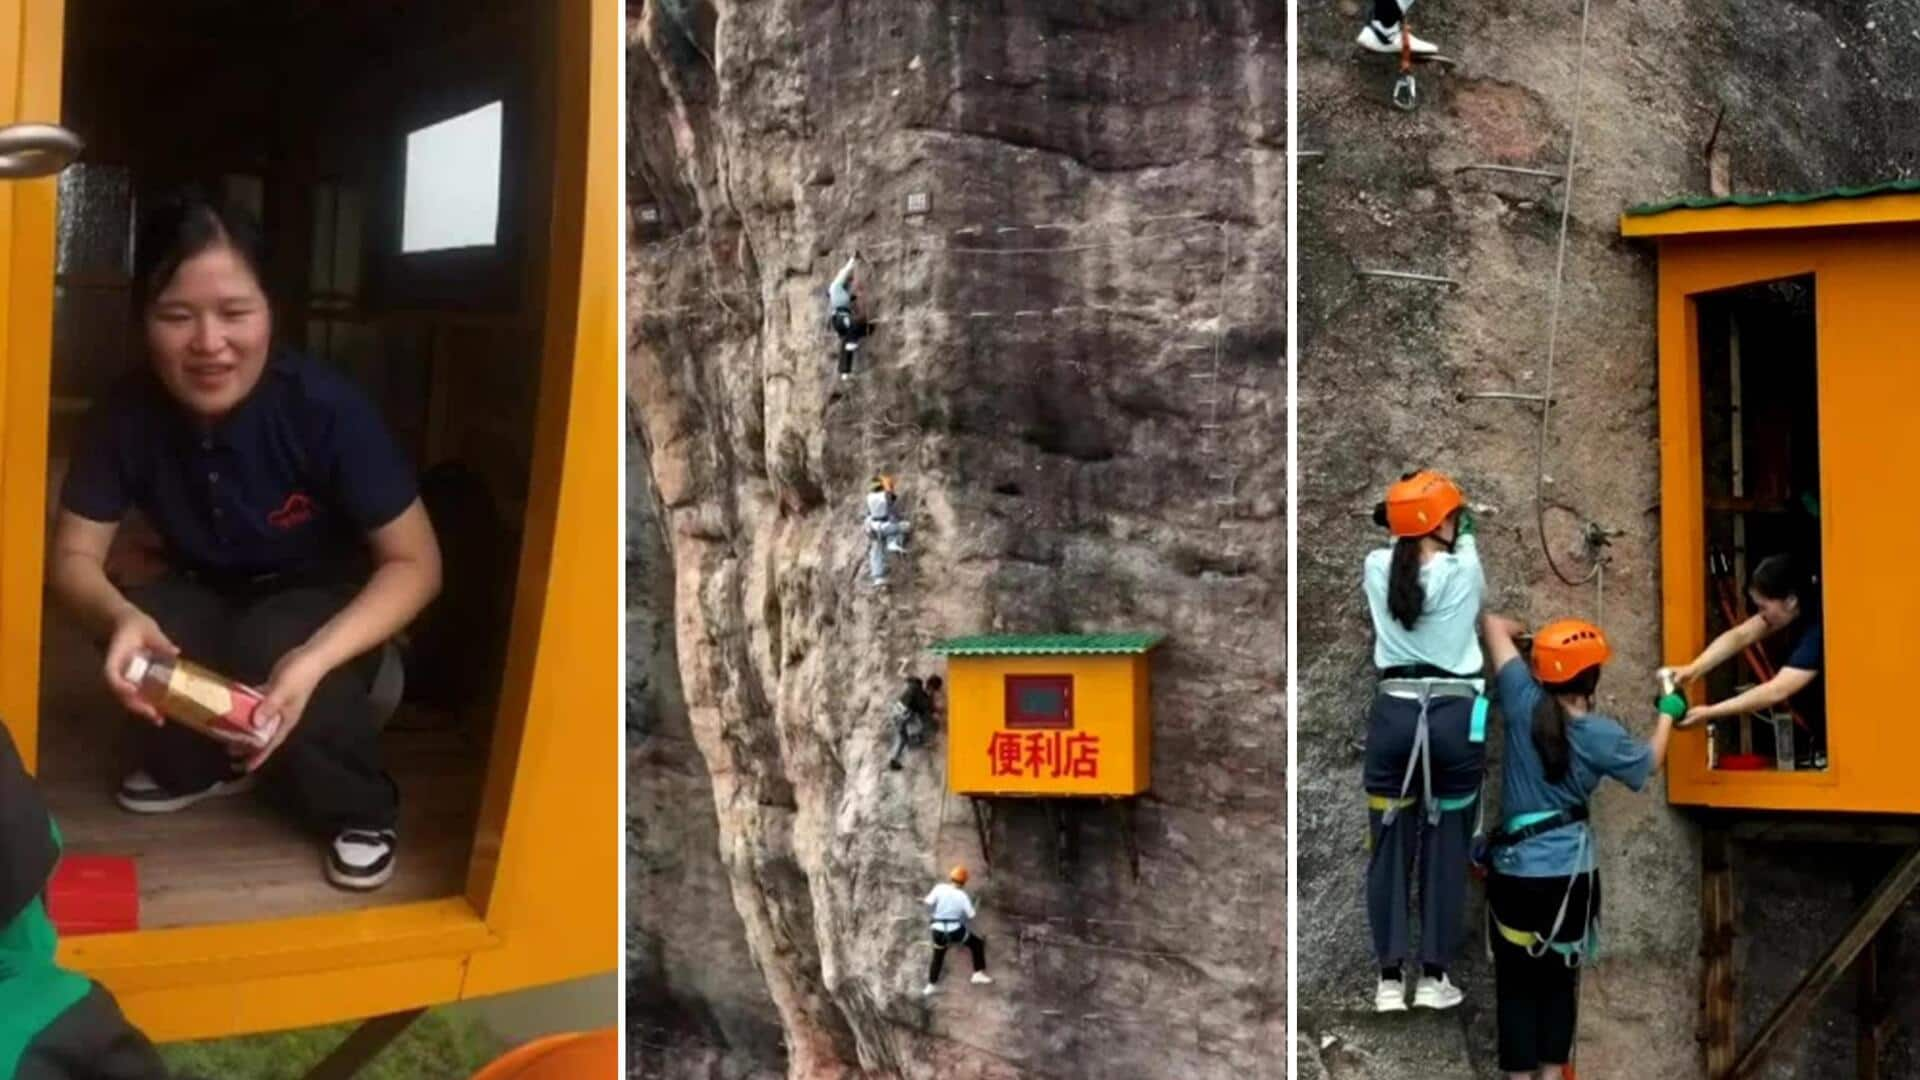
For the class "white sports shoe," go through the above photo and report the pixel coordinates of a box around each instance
[1357,21,1439,55]
[970,972,993,985]
[1413,973,1464,1010]
[921,983,938,997]
[1374,977,1408,1013]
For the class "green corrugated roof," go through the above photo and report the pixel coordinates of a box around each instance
[1626,178,1920,217]
[927,633,1165,656]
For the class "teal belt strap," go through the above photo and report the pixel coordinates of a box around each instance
[1506,809,1563,831]
[1435,790,1478,812]
[1469,697,1489,744]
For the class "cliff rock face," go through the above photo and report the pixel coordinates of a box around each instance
[1298,2,1920,1077]
[628,3,1285,1078]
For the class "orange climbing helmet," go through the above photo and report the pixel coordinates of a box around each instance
[1380,470,1465,537]
[949,865,968,886]
[870,474,895,494]
[468,1028,616,1079]
[1530,618,1612,683]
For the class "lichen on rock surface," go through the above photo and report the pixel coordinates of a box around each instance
[629,2,1286,1077]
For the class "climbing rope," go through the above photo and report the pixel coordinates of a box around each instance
[1534,0,1602,592]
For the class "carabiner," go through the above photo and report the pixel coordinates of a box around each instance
[1392,73,1418,112]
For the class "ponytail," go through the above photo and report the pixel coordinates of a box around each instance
[1386,536,1426,630]
[1532,667,1600,784]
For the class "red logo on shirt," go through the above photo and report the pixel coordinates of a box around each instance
[268,492,315,530]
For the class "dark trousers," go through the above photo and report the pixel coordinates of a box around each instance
[1363,692,1484,972]
[928,927,986,983]
[887,712,925,767]
[1490,871,1600,1074]
[830,308,870,374]
[127,576,397,834]
[1372,0,1409,27]
[18,984,169,1080]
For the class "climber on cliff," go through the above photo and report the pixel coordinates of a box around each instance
[922,865,991,997]
[887,674,943,770]
[865,475,910,588]
[826,252,873,380]
[1479,614,1672,1080]
[1361,469,1486,1014]
[0,720,176,1079]
[1356,0,1440,57]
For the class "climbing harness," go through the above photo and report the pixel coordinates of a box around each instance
[1372,677,1485,830]
[1484,816,1601,966]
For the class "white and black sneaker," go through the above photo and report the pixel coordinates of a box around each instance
[1357,20,1439,55]
[116,770,254,814]
[327,829,397,890]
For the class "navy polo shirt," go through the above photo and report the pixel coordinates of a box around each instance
[62,349,418,583]
[1782,607,1824,722]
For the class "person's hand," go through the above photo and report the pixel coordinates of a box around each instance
[1680,705,1715,729]
[104,610,177,725]
[1658,664,1695,688]
[242,645,330,773]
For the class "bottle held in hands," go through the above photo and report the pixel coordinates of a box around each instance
[124,652,278,749]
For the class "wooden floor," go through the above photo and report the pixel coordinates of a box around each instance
[36,609,486,930]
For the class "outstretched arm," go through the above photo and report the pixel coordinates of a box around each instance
[1481,612,1525,672]
[1646,712,1675,774]
[830,256,857,294]
[1665,614,1769,686]
[1682,666,1816,728]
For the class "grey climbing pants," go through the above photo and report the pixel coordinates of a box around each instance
[1363,691,1483,971]
[866,519,908,583]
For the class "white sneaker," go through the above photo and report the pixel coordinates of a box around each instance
[921,983,937,997]
[970,972,993,985]
[1374,977,1408,1013]
[1357,21,1439,55]
[116,769,255,814]
[1412,973,1464,1010]
[886,542,908,554]
[326,829,398,891]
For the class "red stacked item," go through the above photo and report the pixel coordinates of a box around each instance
[47,856,139,935]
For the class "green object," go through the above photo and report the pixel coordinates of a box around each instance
[1625,177,1920,218]
[1469,697,1488,743]
[1455,508,1476,537]
[0,824,94,1080]
[928,633,1166,656]
[1658,693,1688,719]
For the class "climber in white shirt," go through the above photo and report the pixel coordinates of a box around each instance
[865,475,910,587]
[826,253,873,380]
[923,865,991,996]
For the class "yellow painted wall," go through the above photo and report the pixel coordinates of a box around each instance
[1651,220,1920,813]
[945,654,1149,797]
[3,0,617,1037]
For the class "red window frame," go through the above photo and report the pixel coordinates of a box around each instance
[1005,674,1073,730]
